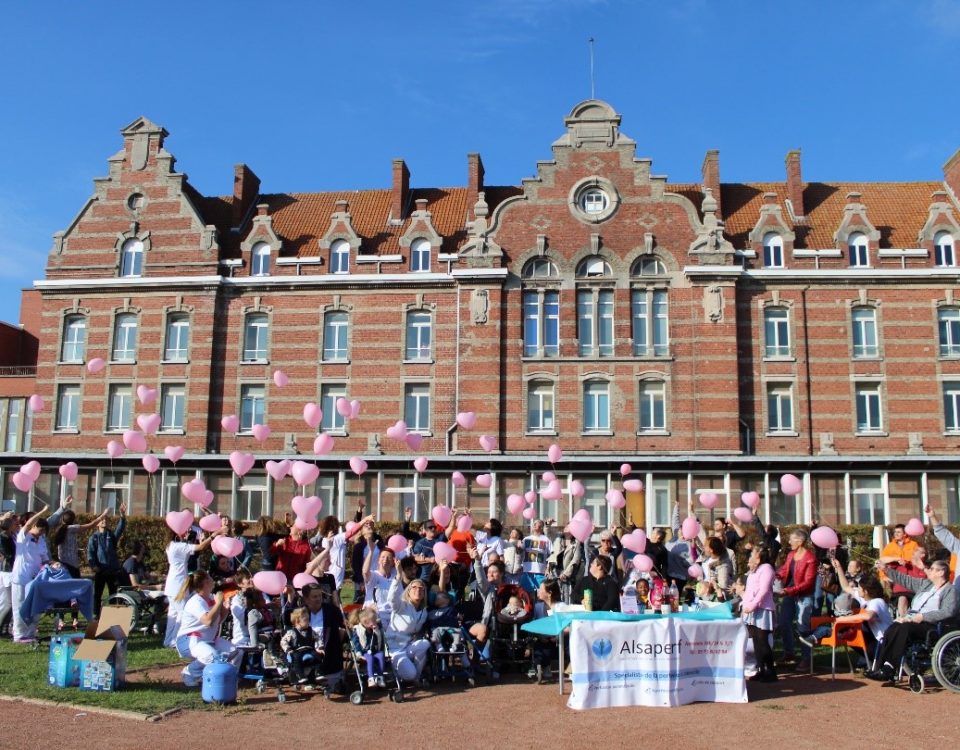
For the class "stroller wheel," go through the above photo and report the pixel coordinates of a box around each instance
[350,690,364,705]
[909,673,924,694]
[277,691,287,703]
[255,680,265,694]
[390,690,404,703]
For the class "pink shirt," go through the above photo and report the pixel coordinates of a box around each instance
[741,563,775,613]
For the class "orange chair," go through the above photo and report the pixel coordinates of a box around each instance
[809,613,871,679]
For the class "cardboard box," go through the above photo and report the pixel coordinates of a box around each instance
[47,632,85,687]
[73,606,132,692]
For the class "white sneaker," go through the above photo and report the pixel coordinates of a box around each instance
[376,675,386,688]
[367,677,377,688]
[181,669,199,688]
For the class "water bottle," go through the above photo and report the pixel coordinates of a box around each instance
[668,580,680,613]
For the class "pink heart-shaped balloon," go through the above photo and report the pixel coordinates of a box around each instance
[606,489,626,509]
[621,529,647,554]
[733,507,753,523]
[165,510,194,537]
[522,506,537,520]
[12,472,33,493]
[623,479,644,493]
[199,514,222,532]
[122,429,147,453]
[86,357,106,374]
[293,573,317,589]
[303,402,322,429]
[573,509,591,522]
[432,541,457,564]
[681,516,701,541]
[141,454,160,474]
[547,444,562,463]
[405,432,423,450]
[106,440,125,459]
[904,518,925,537]
[336,397,352,418]
[385,421,408,441]
[451,471,466,488]
[479,435,496,452]
[265,460,291,482]
[475,473,492,488]
[291,495,323,519]
[542,471,556,483]
[199,490,214,509]
[568,517,592,543]
[221,415,240,433]
[58,461,79,482]
[181,478,206,503]
[541,479,563,501]
[413,456,429,473]
[22,461,41,481]
[290,461,320,487]
[253,571,288,596]
[229,451,255,477]
[780,473,803,496]
[741,491,761,509]
[699,492,719,509]
[456,514,473,532]
[619,463,632,477]
[688,563,704,580]
[136,385,158,406]
[524,490,537,504]
[456,411,476,430]
[28,394,44,413]
[632,554,654,573]
[506,494,525,515]
[349,399,362,419]
[431,505,453,528]
[568,480,585,498]
[294,515,318,530]
[164,445,185,464]
[349,456,368,476]
[345,521,359,536]
[251,423,271,443]
[136,413,161,435]
[272,370,289,387]
[313,433,334,455]
[387,534,407,554]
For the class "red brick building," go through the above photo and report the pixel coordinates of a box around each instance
[3,100,960,529]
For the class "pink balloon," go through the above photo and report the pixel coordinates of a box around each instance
[810,526,840,550]
[387,534,407,554]
[201,490,214,509]
[780,473,803,496]
[86,357,106,374]
[313,433,335,455]
[569,480,585,498]
[293,573,317,589]
[28,394,44,413]
[541,480,563,501]
[345,522,360,536]
[221,415,240,433]
[456,514,473,532]
[524,490,537,504]
[136,385,158,406]
[431,505,453,528]
[106,440,125,459]
[522,506,537,520]
[11,472,33,493]
[294,515,318,530]
[229,451,255,477]
[291,495,322,519]
[404,432,423,450]
[451,471,466,488]
[253,571,288,596]
[619,463,632,477]
[479,435,496,452]
[136,413,161,435]
[456,411,476,430]
[58,461,78,482]
[141,454,160,474]
[272,370,289,387]
[181,478,206,503]
[699,492,719,509]
[291,461,320,487]
[21,461,41,481]
[680,516,701,541]
[122,429,147,453]
[385,420,408,441]
[568,517,593,543]
[606,489,626,509]
[540,472,555,485]
[741,491,761,509]
[621,529,647,553]
[547,444,563,464]
[265,459,291,482]
[199,514,222,532]
[475,473,492,488]
[336,397,352,418]
[251,423,271,443]
[212,536,244,559]
[506,494,526,515]
[733,507,754,523]
[349,400,361,419]
[413,456,429,473]
[165,510,194,537]
[632,554,654,573]
[433,541,457,564]
[624,479,644,493]
[164,445,185,464]
[573,509,592,522]
[688,563,704,580]
[904,518,925,537]
[349,456,368,476]
[302,402,323,429]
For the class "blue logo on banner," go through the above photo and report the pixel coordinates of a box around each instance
[592,638,614,660]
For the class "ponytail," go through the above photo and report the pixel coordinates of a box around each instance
[175,571,210,603]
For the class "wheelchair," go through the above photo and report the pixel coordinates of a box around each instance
[901,621,960,694]
[106,587,167,635]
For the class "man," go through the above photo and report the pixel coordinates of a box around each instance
[413,519,444,581]
[521,519,552,593]
[879,523,919,568]
[467,546,505,678]
[86,503,126,617]
[572,556,620,612]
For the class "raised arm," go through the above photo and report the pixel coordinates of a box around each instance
[831,557,856,595]
[362,541,375,585]
[78,509,110,531]
[671,501,680,539]
[114,504,127,540]
[926,504,960,555]
[305,547,331,577]
[347,514,375,542]
[22,504,48,533]
[445,509,459,539]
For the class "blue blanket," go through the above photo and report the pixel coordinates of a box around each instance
[19,565,95,621]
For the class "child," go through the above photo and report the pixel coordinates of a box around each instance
[352,607,386,687]
[428,591,462,653]
[500,595,526,620]
[280,607,323,684]
[230,569,273,647]
[800,593,860,647]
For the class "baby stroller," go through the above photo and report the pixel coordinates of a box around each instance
[490,583,534,669]
[342,604,404,704]
[425,601,473,686]
[251,628,337,703]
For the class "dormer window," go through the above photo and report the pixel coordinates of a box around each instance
[120,238,144,277]
[848,232,869,267]
[330,239,350,274]
[411,238,431,272]
[763,233,784,268]
[251,242,271,276]
[935,231,956,267]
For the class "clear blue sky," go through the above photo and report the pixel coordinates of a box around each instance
[2,1,959,326]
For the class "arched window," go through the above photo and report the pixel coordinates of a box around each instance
[631,257,669,357]
[763,233,784,268]
[935,231,956,267]
[61,315,86,362]
[575,256,612,278]
[251,242,271,276]
[410,238,431,273]
[120,238,144,277]
[521,258,558,279]
[848,232,869,267]
[111,313,138,362]
[330,239,350,274]
[631,257,667,277]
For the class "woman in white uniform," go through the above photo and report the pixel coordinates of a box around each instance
[174,571,239,686]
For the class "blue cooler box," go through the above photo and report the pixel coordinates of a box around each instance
[48,632,85,687]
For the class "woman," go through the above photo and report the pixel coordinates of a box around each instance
[830,558,893,662]
[50,497,107,578]
[701,536,734,601]
[385,558,431,683]
[530,578,562,684]
[550,528,583,602]
[362,543,395,617]
[164,526,219,647]
[11,506,50,643]
[502,528,524,584]
[776,528,816,671]
[739,545,777,682]
[316,513,373,591]
[866,559,958,681]
[174,571,239,687]
[272,525,312,581]
[351,518,383,603]
[253,516,287,572]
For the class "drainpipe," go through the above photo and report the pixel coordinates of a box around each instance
[446,283,462,456]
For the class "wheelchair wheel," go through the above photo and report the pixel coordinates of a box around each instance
[908,673,924,694]
[350,690,364,705]
[107,592,143,632]
[932,630,960,694]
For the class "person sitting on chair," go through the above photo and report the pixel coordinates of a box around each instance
[572,556,621,612]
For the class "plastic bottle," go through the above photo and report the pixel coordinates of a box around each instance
[668,580,680,613]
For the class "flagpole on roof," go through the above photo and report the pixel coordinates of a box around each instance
[588,37,596,99]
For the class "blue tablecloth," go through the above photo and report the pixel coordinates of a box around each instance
[521,601,735,637]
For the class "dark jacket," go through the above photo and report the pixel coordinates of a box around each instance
[573,574,621,612]
[86,517,126,572]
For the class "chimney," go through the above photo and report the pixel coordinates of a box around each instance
[701,150,721,217]
[944,149,960,201]
[467,152,485,214]
[392,159,410,222]
[785,150,804,218]
[232,164,261,227]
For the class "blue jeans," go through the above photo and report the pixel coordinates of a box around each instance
[779,594,813,661]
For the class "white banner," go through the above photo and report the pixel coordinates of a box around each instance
[567,618,747,709]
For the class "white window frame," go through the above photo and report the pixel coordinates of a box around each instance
[111,313,138,362]
[320,383,347,433]
[939,307,960,357]
[61,315,86,362]
[848,232,869,268]
[322,310,349,361]
[404,383,431,433]
[631,288,669,357]
[935,231,956,268]
[638,380,666,432]
[164,313,190,361]
[107,384,133,432]
[242,313,269,362]
[251,242,271,276]
[580,188,609,215]
[120,238,144,277]
[766,383,794,434]
[410,238,431,273]
[763,307,791,358]
[527,380,555,433]
[330,239,350,274]
[523,289,559,358]
[239,384,265,432]
[945,381,960,433]
[56,384,81,431]
[582,380,610,433]
[855,382,883,434]
[160,383,186,432]
[851,306,879,358]
[405,310,432,361]
[851,475,885,524]
[763,233,784,268]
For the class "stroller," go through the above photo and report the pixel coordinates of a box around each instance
[425,600,474,686]
[490,583,534,669]
[342,603,405,704]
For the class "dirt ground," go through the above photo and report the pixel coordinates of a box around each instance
[6,661,960,750]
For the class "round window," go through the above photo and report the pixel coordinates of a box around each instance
[580,189,608,214]
[570,178,619,223]
[127,193,145,211]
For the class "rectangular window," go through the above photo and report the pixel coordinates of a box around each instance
[160,383,186,431]
[404,384,431,433]
[764,308,790,357]
[766,383,794,433]
[523,290,559,357]
[939,308,960,357]
[405,311,432,360]
[61,316,86,362]
[107,384,133,431]
[852,476,884,524]
[164,314,190,361]
[598,289,614,356]
[638,381,666,432]
[855,383,883,433]
[320,383,346,432]
[583,381,610,433]
[56,385,80,430]
[632,289,669,356]
[945,382,960,432]
[527,381,555,432]
[5,398,21,451]
[238,476,267,521]
[649,479,672,527]
[22,404,32,451]
[111,314,138,362]
[243,314,269,361]
[852,307,878,358]
[322,311,349,361]
[577,290,594,356]
[240,384,265,432]
[579,289,614,357]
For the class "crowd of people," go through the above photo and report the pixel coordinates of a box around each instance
[2,494,959,693]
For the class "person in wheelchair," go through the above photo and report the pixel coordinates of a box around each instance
[866,559,958,682]
[119,542,164,596]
